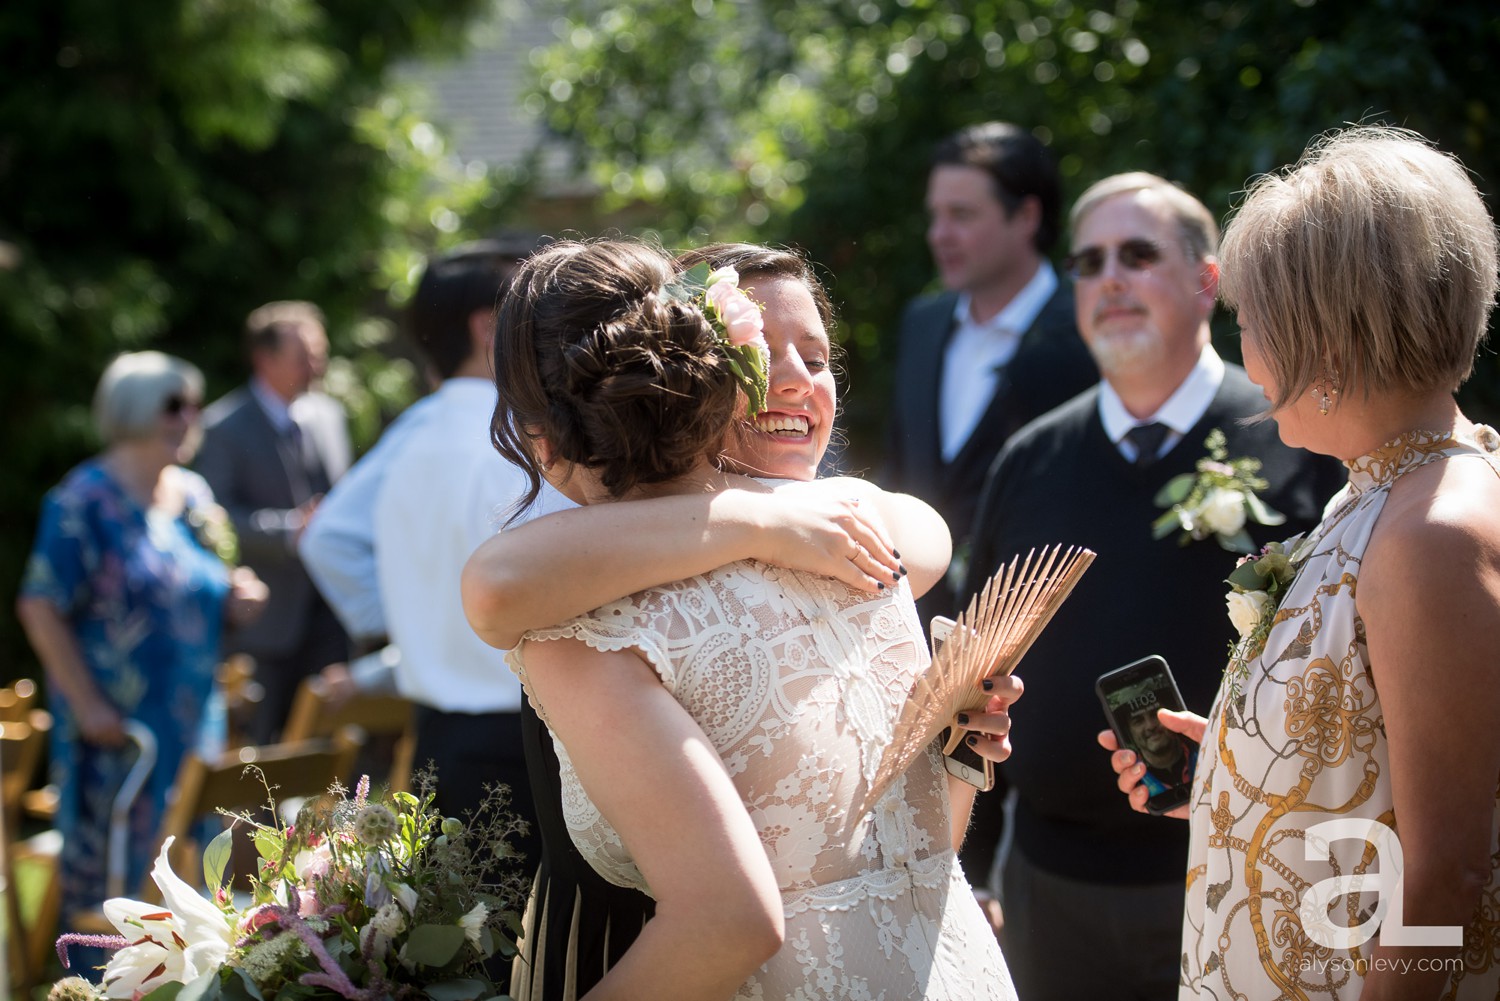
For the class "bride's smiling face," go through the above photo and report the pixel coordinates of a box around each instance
[725,275,837,482]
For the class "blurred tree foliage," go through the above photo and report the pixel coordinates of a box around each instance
[531,0,1500,471]
[0,0,527,679]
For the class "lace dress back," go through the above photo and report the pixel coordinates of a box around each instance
[511,551,1013,1000]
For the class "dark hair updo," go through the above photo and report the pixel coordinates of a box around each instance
[490,239,740,516]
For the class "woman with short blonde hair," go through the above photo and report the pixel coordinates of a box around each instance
[1105,127,1500,999]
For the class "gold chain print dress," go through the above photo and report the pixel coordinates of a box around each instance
[1181,428,1500,999]
[509,531,1013,1000]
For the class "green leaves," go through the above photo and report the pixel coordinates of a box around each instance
[204,827,235,892]
[404,924,467,967]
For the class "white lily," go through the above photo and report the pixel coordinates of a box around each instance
[458,902,489,948]
[99,837,236,998]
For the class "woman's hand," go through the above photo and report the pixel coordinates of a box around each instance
[1097,708,1205,819]
[224,566,269,628]
[958,673,1024,763]
[752,491,904,593]
[76,697,128,747]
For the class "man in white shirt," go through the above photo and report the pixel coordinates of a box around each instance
[300,241,553,867]
[882,122,1097,625]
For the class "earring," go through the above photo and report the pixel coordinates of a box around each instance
[1311,373,1341,416]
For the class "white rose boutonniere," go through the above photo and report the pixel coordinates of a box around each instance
[1152,429,1285,552]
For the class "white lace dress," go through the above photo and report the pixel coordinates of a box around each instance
[510,556,1014,1000]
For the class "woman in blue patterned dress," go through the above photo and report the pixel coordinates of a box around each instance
[16,351,267,922]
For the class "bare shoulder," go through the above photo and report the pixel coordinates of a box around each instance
[1362,455,1500,609]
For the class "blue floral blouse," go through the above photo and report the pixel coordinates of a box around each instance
[21,459,230,909]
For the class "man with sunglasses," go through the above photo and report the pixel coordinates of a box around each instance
[882,122,1097,630]
[960,174,1343,1000]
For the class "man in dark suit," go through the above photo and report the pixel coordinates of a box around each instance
[196,300,351,743]
[961,174,1347,1000]
[883,122,1097,624]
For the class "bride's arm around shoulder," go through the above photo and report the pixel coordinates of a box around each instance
[814,476,952,600]
[520,635,783,999]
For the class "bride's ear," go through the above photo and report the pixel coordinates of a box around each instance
[526,426,557,473]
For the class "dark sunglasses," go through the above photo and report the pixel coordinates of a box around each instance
[1063,238,1164,280]
[162,394,201,416]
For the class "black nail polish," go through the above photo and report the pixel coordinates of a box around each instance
[957,713,970,726]
[981,678,994,691]
[899,565,908,576]
[892,549,901,559]
[877,582,885,590]
[892,571,901,582]
[966,734,978,746]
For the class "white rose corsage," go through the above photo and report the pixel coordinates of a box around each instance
[1221,532,1313,699]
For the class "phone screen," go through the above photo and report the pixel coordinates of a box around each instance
[1095,655,1196,814]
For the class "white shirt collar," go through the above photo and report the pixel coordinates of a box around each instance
[1098,344,1225,444]
[952,261,1059,335]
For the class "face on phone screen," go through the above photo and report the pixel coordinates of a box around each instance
[1098,657,1196,813]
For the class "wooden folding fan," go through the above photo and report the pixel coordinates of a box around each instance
[856,544,1095,818]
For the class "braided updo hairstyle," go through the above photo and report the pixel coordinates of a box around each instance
[490,239,741,517]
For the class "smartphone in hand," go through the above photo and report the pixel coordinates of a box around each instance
[1096,655,1196,815]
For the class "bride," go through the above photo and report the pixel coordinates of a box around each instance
[465,238,1015,999]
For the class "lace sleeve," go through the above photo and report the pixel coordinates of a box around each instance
[505,593,683,726]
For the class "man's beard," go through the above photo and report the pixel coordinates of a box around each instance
[1089,328,1163,375]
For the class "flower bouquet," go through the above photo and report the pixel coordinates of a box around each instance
[53,773,527,1001]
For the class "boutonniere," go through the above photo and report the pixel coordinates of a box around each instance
[1222,532,1313,698]
[185,501,240,566]
[1151,429,1285,552]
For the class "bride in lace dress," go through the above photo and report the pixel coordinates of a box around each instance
[465,239,1016,1000]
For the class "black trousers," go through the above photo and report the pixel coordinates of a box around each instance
[409,705,542,871]
[250,595,349,745]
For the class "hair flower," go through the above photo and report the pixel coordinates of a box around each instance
[664,262,770,416]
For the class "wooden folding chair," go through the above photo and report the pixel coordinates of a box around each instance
[2,713,60,996]
[283,676,414,792]
[0,678,39,723]
[146,727,364,901]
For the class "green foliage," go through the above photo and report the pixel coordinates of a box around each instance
[530,0,1500,469]
[0,0,520,678]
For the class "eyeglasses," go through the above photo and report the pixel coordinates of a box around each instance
[162,395,201,416]
[1063,239,1164,280]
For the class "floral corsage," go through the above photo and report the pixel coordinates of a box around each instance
[1152,429,1285,552]
[1221,532,1313,699]
[664,262,770,417]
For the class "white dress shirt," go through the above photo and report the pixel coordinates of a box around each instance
[373,377,572,713]
[300,392,446,640]
[940,262,1058,461]
[1097,344,1226,463]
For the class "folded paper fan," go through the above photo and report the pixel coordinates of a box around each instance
[855,544,1095,819]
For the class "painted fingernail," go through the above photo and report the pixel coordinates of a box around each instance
[892,549,901,559]
[981,678,994,691]
[892,571,901,582]
[966,734,978,746]
[877,582,885,590]
[957,713,970,726]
